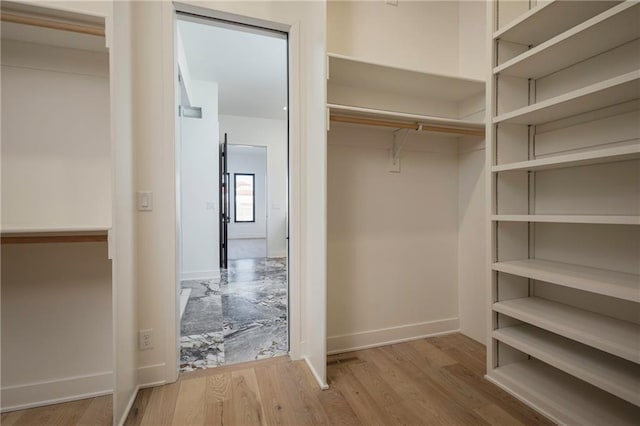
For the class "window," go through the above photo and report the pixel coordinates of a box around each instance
[234,173,255,222]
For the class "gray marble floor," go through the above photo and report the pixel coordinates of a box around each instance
[180,257,288,371]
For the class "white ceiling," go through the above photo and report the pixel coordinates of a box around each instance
[178,19,288,121]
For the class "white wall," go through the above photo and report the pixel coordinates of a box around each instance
[327,125,460,353]
[458,0,487,81]
[1,243,112,411]
[219,115,287,258]
[180,80,220,279]
[1,41,111,231]
[328,0,459,76]
[457,139,487,344]
[228,145,268,240]
[133,0,327,389]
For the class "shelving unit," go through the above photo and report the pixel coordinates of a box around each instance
[326,53,485,134]
[0,3,114,413]
[494,71,640,124]
[495,1,640,77]
[488,360,640,426]
[487,0,640,422]
[493,325,640,405]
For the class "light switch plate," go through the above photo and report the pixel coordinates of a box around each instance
[137,191,153,211]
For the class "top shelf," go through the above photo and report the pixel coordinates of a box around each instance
[495,1,640,78]
[494,1,621,46]
[327,53,484,103]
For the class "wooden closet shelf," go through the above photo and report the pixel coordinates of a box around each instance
[491,214,640,225]
[492,143,640,172]
[1,227,109,244]
[493,259,640,302]
[493,1,620,46]
[493,297,640,363]
[493,324,640,405]
[494,70,640,125]
[487,359,640,425]
[0,12,105,37]
[494,1,640,78]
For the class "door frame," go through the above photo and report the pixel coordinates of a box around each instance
[168,2,302,382]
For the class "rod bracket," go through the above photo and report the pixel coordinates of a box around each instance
[390,128,409,173]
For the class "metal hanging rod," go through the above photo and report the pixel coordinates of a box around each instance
[1,234,108,244]
[329,114,485,137]
[1,12,105,37]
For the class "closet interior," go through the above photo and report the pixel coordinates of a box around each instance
[326,0,488,354]
[487,1,640,424]
[1,3,113,413]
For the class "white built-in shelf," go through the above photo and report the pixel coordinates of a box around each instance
[493,297,640,363]
[493,1,620,46]
[1,226,109,244]
[492,214,640,225]
[494,70,640,125]
[487,359,640,425]
[327,53,484,103]
[492,143,640,172]
[493,325,640,405]
[494,1,640,78]
[1,225,110,235]
[493,259,640,302]
[327,104,484,130]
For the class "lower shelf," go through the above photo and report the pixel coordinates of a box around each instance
[493,324,640,405]
[487,359,640,425]
[493,297,640,363]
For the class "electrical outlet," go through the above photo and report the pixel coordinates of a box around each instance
[139,329,153,350]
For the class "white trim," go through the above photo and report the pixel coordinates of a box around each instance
[327,318,460,355]
[180,270,220,281]
[1,372,113,413]
[137,363,168,388]
[116,385,140,426]
[304,357,329,390]
[228,235,267,240]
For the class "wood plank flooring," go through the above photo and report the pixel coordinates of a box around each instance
[0,395,112,426]
[1,333,554,425]
[125,333,551,425]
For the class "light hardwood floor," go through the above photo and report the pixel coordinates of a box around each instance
[0,394,112,426]
[1,333,553,425]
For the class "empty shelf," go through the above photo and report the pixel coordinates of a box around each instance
[493,259,640,302]
[1,226,109,244]
[327,53,484,103]
[491,215,640,225]
[493,325,640,405]
[493,1,620,46]
[494,71,640,125]
[487,359,640,425]
[493,297,640,363]
[492,143,640,172]
[495,2,640,78]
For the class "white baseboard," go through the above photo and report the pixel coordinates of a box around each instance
[0,372,113,413]
[268,251,287,258]
[180,270,220,281]
[303,357,329,390]
[327,318,460,355]
[117,385,140,426]
[137,363,167,389]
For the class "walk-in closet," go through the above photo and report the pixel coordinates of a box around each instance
[486,1,640,424]
[326,0,488,354]
[1,2,114,416]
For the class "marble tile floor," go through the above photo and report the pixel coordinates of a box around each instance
[180,257,288,372]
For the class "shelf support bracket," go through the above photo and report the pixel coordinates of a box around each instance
[390,128,412,173]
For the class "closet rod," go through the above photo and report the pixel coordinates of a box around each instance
[1,235,108,244]
[0,12,105,37]
[330,114,485,137]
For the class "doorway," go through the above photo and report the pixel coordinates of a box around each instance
[176,13,289,371]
